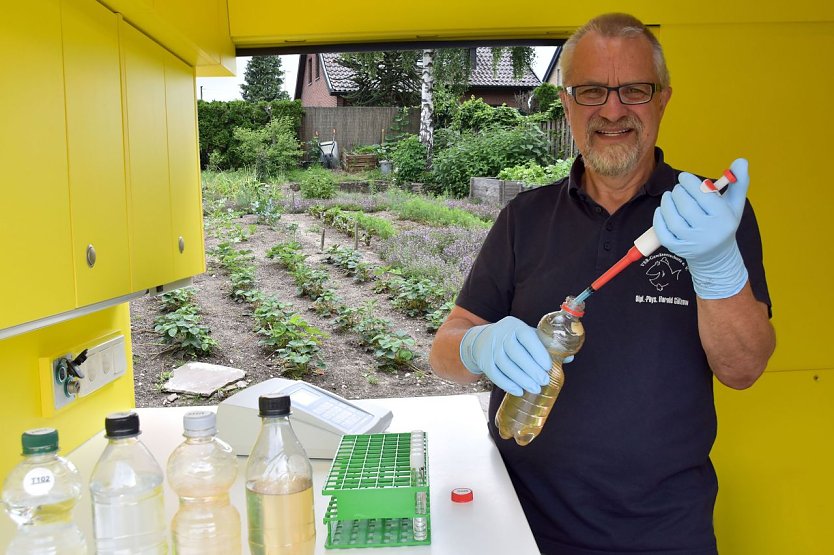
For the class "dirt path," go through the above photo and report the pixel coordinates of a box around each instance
[130,211,490,407]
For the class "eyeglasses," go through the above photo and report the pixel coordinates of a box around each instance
[565,83,660,106]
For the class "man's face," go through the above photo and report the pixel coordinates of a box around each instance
[561,33,671,178]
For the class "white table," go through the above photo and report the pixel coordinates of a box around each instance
[2,394,540,554]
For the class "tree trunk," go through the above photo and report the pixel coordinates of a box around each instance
[419,49,435,167]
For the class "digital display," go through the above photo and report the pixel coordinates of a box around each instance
[290,387,320,407]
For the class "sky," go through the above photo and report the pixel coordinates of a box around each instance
[196,47,558,102]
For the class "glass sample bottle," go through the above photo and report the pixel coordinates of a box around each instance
[1,428,88,555]
[89,412,168,554]
[495,297,586,446]
[167,410,241,555]
[245,394,315,555]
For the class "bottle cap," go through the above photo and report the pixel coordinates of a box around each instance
[22,428,59,455]
[104,411,141,438]
[259,394,291,417]
[451,487,474,503]
[183,410,216,437]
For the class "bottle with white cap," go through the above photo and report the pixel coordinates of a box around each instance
[1,428,88,554]
[167,410,241,555]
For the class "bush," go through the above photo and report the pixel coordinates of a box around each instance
[233,117,303,181]
[452,97,522,133]
[299,166,337,199]
[497,159,573,185]
[197,99,304,169]
[431,123,550,197]
[531,83,560,113]
[391,135,427,186]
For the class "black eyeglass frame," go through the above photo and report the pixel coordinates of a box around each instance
[565,83,661,106]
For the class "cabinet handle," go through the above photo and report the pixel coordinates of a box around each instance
[178,236,185,253]
[86,244,96,268]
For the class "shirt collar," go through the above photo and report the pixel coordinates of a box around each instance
[568,147,676,200]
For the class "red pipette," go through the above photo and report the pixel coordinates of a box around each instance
[568,168,738,308]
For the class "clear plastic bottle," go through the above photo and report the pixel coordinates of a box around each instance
[495,297,586,446]
[245,394,315,555]
[89,411,168,554]
[1,428,88,555]
[166,410,241,555]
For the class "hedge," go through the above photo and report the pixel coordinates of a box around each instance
[198,99,304,170]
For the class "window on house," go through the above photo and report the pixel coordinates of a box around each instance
[315,55,320,80]
[307,57,312,85]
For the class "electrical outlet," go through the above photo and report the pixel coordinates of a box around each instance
[49,335,127,412]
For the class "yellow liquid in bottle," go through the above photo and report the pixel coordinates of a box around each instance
[246,481,315,555]
[495,308,584,446]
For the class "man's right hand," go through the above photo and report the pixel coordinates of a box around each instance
[459,316,552,396]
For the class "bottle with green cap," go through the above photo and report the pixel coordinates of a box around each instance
[245,394,315,555]
[166,410,241,554]
[1,428,88,554]
[89,411,167,554]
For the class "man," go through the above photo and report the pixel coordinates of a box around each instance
[429,12,775,555]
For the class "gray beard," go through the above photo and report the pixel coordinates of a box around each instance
[582,115,643,177]
[583,140,641,176]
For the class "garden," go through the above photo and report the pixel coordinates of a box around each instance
[131,90,573,407]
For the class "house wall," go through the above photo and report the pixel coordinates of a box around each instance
[300,54,338,107]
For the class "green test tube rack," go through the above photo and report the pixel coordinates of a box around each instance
[322,432,430,548]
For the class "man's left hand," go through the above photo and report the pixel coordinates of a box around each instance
[653,158,750,299]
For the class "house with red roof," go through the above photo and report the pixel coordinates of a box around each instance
[295,47,540,108]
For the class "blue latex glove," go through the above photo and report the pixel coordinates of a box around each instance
[459,316,552,396]
[653,158,750,299]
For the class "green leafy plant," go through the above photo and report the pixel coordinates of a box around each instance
[497,159,573,186]
[266,241,306,271]
[391,135,427,186]
[390,277,445,318]
[372,331,416,372]
[431,122,550,197]
[233,117,303,181]
[153,308,217,357]
[299,166,337,199]
[426,300,455,332]
[158,287,197,312]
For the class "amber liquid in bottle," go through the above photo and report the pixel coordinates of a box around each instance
[495,299,585,446]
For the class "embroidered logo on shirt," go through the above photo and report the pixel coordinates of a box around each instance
[634,253,691,306]
[644,255,683,291]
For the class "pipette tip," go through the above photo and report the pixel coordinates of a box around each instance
[570,288,593,307]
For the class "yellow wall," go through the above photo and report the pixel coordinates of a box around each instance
[0,305,135,475]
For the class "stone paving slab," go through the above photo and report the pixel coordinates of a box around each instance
[162,362,246,396]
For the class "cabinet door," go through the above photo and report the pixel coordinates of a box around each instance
[165,55,206,280]
[0,1,75,330]
[62,0,131,306]
[121,21,174,291]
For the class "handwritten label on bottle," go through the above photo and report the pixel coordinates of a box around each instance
[23,468,55,496]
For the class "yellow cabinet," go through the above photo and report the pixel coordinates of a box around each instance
[0,1,75,330]
[121,21,175,292]
[62,0,132,307]
[122,20,205,291]
[165,55,206,280]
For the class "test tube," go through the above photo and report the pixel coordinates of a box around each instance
[410,430,427,541]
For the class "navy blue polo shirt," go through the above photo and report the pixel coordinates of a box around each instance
[456,149,771,555]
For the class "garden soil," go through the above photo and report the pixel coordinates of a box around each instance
[130,210,491,408]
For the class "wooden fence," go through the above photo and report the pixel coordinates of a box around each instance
[540,116,578,161]
[300,106,420,157]
[300,107,575,166]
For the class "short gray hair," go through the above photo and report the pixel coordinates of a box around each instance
[558,13,670,89]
